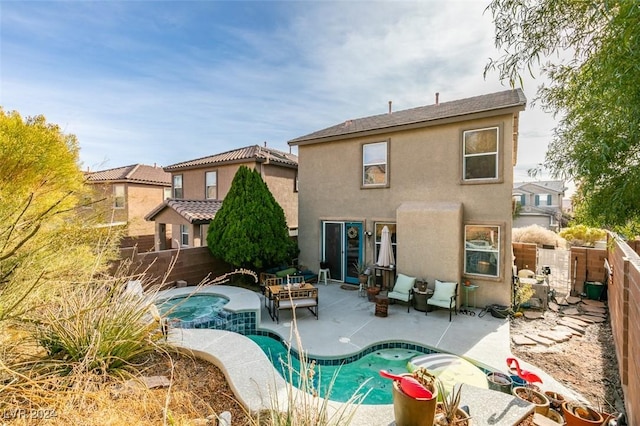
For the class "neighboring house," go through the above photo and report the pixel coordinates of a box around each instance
[288,89,526,307]
[85,164,171,239]
[513,180,567,231]
[145,145,298,251]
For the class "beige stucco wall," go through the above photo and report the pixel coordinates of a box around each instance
[260,163,298,229]
[176,162,252,200]
[126,183,168,236]
[296,113,516,307]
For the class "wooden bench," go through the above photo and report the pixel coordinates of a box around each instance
[273,287,318,323]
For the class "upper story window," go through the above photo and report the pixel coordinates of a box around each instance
[294,172,299,193]
[205,171,217,199]
[113,184,125,208]
[463,127,499,181]
[163,187,172,200]
[464,225,500,277]
[173,175,183,199]
[362,141,388,187]
[536,194,551,206]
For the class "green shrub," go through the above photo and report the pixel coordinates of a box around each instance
[559,224,607,247]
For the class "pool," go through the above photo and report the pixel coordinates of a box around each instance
[156,294,230,324]
[250,335,429,405]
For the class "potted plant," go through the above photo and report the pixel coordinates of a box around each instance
[561,401,604,426]
[512,386,550,416]
[434,381,470,426]
[353,261,369,284]
[390,367,438,426]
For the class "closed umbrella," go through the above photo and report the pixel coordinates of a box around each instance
[377,226,395,267]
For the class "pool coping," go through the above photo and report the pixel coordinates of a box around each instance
[159,285,541,425]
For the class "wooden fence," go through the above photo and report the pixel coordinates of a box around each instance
[513,242,537,272]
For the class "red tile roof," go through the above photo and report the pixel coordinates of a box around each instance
[86,164,171,186]
[164,145,298,171]
[288,89,526,145]
[145,199,223,224]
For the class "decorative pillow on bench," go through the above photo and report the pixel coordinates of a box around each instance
[275,267,298,278]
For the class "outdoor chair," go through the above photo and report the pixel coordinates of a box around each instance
[426,280,458,321]
[387,273,416,312]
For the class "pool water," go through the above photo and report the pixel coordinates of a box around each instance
[249,335,420,404]
[156,294,229,322]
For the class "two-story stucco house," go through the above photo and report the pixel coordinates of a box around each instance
[288,89,526,307]
[85,164,171,245]
[145,145,298,251]
[513,180,567,231]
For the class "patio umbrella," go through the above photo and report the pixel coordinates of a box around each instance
[377,226,395,267]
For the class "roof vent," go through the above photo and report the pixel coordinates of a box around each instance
[435,92,440,105]
[344,119,353,127]
[388,100,392,114]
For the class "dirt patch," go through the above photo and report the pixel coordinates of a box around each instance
[510,307,625,416]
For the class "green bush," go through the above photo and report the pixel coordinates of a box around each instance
[559,224,606,247]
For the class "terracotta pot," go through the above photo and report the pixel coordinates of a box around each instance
[367,286,380,302]
[434,402,471,426]
[544,390,566,411]
[512,386,550,416]
[561,401,604,426]
[391,376,437,426]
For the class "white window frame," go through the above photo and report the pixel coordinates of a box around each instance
[464,224,500,277]
[374,222,397,264]
[173,174,183,199]
[113,184,125,208]
[205,171,217,199]
[180,224,189,247]
[163,187,172,200]
[362,141,388,187]
[463,127,499,181]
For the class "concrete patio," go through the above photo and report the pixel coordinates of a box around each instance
[165,281,580,425]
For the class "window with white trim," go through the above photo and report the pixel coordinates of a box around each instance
[463,127,499,181]
[464,225,500,277]
[113,184,125,208]
[374,222,397,264]
[205,171,217,199]
[362,141,388,186]
[163,187,172,200]
[173,175,183,199]
[180,224,189,247]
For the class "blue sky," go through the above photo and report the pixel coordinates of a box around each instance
[1,0,557,184]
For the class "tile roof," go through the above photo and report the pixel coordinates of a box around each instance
[164,145,298,171]
[86,164,171,186]
[288,89,526,144]
[145,199,223,224]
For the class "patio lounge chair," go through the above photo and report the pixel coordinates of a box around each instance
[426,280,458,321]
[387,273,416,312]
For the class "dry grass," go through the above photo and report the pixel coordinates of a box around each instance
[512,225,567,248]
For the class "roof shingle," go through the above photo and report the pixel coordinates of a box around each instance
[86,164,171,186]
[145,199,223,224]
[164,145,298,171]
[288,89,526,144]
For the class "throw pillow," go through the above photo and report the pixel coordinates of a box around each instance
[275,267,298,278]
[433,280,457,301]
[393,273,416,293]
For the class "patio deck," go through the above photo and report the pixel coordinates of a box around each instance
[166,281,577,425]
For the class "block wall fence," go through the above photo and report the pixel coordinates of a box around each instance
[607,235,639,426]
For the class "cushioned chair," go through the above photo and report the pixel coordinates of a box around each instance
[387,273,416,312]
[426,280,458,321]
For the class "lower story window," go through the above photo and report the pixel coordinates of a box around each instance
[180,224,189,247]
[464,225,500,277]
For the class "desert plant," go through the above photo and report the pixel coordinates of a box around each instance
[560,224,607,247]
[514,281,535,311]
[434,381,463,425]
[411,366,437,392]
[512,224,566,248]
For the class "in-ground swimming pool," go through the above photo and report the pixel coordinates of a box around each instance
[156,294,229,323]
[249,335,426,405]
